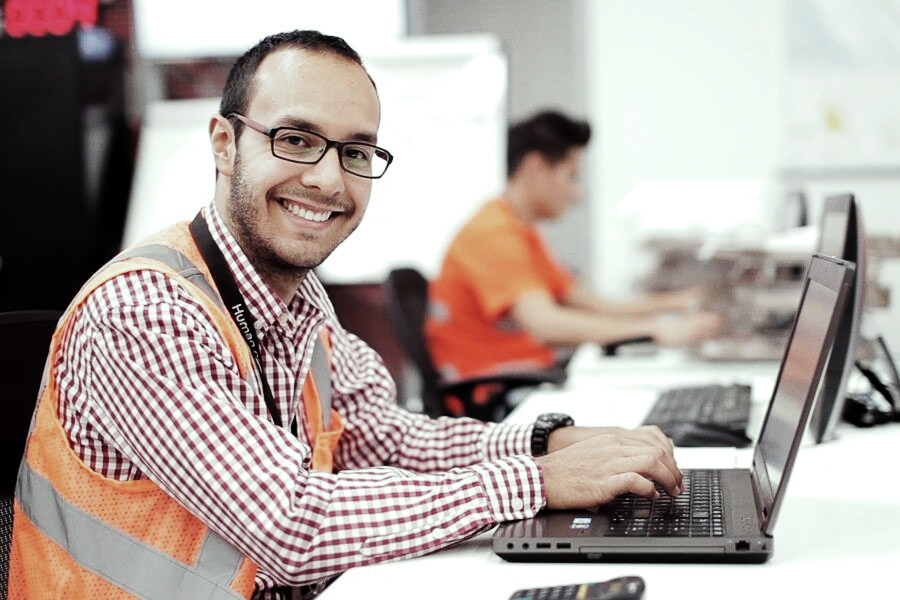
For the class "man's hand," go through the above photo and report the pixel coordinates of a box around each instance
[653,310,723,346]
[536,425,682,509]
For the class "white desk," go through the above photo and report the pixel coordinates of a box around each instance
[319,349,900,600]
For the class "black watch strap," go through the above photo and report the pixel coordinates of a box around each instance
[531,413,574,456]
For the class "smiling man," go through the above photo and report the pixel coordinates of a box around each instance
[213,47,384,299]
[10,31,682,600]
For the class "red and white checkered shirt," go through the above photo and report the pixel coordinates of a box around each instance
[55,202,545,598]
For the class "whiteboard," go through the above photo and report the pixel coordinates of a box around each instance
[782,0,900,172]
[123,35,508,283]
[123,97,220,246]
[132,0,406,60]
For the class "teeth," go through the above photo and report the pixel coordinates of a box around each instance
[282,200,331,222]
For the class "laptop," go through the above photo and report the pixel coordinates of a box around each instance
[493,253,854,564]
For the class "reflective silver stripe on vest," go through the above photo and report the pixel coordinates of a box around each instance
[13,243,247,598]
[16,462,246,600]
[116,244,223,310]
[310,331,332,429]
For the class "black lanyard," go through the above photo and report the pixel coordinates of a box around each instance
[189,213,296,435]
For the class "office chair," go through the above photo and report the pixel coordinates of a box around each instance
[0,310,61,598]
[384,268,566,422]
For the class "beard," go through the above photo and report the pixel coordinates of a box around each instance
[225,153,358,289]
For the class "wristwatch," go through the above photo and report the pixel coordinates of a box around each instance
[530,412,575,456]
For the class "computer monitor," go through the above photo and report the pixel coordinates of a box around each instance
[807,193,867,443]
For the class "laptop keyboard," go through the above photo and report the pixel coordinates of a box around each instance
[642,383,751,430]
[605,470,725,537]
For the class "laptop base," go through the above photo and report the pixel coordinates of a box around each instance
[493,469,772,564]
[492,506,772,564]
[492,547,771,565]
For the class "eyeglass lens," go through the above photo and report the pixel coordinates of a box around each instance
[271,129,390,178]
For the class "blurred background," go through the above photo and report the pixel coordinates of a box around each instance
[3,0,900,397]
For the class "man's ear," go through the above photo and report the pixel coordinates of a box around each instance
[522,150,551,171]
[210,114,235,176]
[519,150,551,183]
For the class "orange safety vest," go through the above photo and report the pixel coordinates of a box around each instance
[9,221,342,598]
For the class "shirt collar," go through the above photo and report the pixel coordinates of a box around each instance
[497,197,538,238]
[201,202,301,337]
[201,202,339,334]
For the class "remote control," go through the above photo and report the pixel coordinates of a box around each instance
[508,575,645,600]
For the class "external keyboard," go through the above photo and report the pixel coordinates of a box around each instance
[642,383,751,431]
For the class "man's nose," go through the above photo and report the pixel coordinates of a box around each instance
[302,146,346,195]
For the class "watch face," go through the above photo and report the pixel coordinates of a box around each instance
[538,413,571,425]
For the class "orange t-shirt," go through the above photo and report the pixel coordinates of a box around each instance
[426,198,575,380]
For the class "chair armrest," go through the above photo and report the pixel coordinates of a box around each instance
[600,335,655,356]
[440,368,565,396]
[438,368,566,421]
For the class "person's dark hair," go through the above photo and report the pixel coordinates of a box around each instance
[219,30,373,140]
[507,110,591,177]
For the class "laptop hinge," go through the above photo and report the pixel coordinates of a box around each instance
[749,457,773,535]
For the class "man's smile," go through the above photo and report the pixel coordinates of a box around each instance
[278,197,339,223]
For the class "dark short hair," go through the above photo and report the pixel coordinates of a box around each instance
[219,30,372,139]
[507,110,591,177]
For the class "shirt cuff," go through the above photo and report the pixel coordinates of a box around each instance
[469,454,545,522]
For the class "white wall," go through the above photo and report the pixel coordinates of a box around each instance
[583,0,900,351]
[584,0,782,294]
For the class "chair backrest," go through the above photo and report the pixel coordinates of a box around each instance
[0,310,61,598]
[383,268,445,417]
[0,310,60,494]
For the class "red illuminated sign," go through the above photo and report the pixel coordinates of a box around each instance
[4,0,99,37]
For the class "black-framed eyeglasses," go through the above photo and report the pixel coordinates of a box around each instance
[229,113,394,179]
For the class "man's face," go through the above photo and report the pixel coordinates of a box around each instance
[216,48,381,283]
[535,148,584,220]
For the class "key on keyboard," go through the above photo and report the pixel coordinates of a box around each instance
[605,470,725,537]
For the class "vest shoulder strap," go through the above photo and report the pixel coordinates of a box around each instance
[115,243,223,309]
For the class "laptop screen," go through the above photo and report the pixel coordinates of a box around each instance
[808,193,866,444]
[752,254,853,534]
